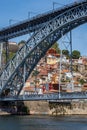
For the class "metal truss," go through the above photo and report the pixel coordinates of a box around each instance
[0,1,87,97]
[0,0,87,41]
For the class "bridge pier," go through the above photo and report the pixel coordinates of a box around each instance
[0,42,3,70]
[0,41,9,70]
[5,41,9,64]
[60,30,74,91]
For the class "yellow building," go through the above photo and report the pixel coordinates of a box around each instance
[46,48,60,65]
[47,55,57,64]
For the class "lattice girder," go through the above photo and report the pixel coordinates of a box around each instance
[0,2,87,96]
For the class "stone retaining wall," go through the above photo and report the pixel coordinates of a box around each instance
[24,100,87,115]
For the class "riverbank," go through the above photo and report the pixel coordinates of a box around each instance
[0,111,10,115]
[1,100,87,115]
[24,100,87,115]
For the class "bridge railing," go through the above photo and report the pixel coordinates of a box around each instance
[1,92,87,101]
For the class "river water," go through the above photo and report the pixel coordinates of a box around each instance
[0,115,87,130]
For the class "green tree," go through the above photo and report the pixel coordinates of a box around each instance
[18,40,26,45]
[51,42,60,54]
[79,79,85,85]
[2,50,15,63]
[18,40,26,49]
[32,69,39,77]
[72,50,81,59]
[62,49,69,58]
[9,52,15,60]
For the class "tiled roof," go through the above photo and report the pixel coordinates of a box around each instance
[61,69,69,73]
[23,87,35,91]
[39,70,48,76]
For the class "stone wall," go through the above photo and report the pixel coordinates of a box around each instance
[24,101,49,115]
[24,100,87,115]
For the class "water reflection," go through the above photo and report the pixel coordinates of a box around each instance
[0,115,87,130]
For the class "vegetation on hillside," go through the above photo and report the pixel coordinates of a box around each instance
[51,43,81,59]
[62,49,69,58]
[51,42,60,54]
[72,50,81,59]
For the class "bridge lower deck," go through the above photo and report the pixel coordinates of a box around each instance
[1,92,87,101]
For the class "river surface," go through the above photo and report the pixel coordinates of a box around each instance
[0,115,87,130]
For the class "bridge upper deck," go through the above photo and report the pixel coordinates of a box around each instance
[0,0,86,41]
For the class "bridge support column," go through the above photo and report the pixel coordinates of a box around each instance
[70,31,73,75]
[5,41,9,64]
[69,31,74,91]
[59,30,74,92]
[23,64,26,85]
[0,43,3,70]
[18,64,26,96]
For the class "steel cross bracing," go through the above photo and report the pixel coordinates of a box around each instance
[0,0,87,41]
[0,1,87,97]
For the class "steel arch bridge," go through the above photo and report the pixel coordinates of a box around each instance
[0,0,87,101]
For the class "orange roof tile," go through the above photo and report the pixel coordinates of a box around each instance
[39,70,48,76]
[61,69,69,73]
[23,87,35,91]
[47,48,57,54]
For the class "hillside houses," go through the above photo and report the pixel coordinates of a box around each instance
[23,48,87,95]
[1,42,87,95]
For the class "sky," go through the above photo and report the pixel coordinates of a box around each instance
[0,0,87,56]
